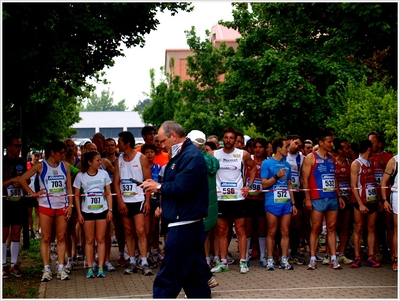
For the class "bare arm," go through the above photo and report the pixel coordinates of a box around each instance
[381,157,396,212]
[301,153,314,210]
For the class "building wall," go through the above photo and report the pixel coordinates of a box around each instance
[165,23,241,80]
[72,111,145,139]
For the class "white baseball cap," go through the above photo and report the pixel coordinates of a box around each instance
[187,130,206,147]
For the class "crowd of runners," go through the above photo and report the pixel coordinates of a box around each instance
[2,124,398,288]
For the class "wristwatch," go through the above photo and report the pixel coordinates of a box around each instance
[156,184,162,191]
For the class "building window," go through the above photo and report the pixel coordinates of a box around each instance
[127,127,142,138]
[100,128,123,138]
[73,128,95,139]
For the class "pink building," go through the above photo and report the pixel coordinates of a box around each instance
[165,23,241,81]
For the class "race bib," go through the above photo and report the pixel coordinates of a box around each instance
[273,185,290,203]
[322,174,336,192]
[120,179,138,196]
[339,182,351,197]
[47,175,66,194]
[6,185,23,201]
[247,178,262,196]
[374,172,383,186]
[291,171,300,189]
[220,182,238,200]
[366,183,377,202]
[86,192,105,210]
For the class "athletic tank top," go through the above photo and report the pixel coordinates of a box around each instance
[38,159,68,209]
[286,153,304,190]
[244,158,265,200]
[309,152,337,200]
[370,151,393,187]
[353,157,377,203]
[215,148,245,201]
[73,169,111,214]
[334,158,352,198]
[118,152,145,203]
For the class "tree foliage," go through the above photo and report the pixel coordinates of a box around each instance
[139,3,397,141]
[220,2,397,139]
[3,2,192,154]
[80,89,127,111]
[327,79,398,154]
[134,98,152,114]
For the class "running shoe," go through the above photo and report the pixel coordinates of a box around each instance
[10,265,22,278]
[147,257,157,269]
[293,256,305,265]
[77,245,83,259]
[210,262,229,273]
[239,261,249,274]
[105,261,116,272]
[393,262,398,272]
[97,267,105,278]
[315,253,324,262]
[3,266,10,279]
[279,258,294,270]
[86,268,95,278]
[57,268,70,280]
[266,258,274,271]
[322,254,331,265]
[140,264,153,276]
[41,270,52,282]
[157,252,164,262]
[35,231,41,239]
[329,258,342,269]
[111,238,118,247]
[227,253,235,265]
[259,257,267,268]
[338,255,353,264]
[208,276,219,288]
[92,262,99,273]
[117,256,129,267]
[124,263,137,275]
[64,261,73,274]
[152,252,160,265]
[307,259,317,270]
[29,230,35,239]
[351,256,361,268]
[212,256,221,267]
[366,256,381,268]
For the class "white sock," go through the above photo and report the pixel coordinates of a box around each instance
[141,257,148,265]
[58,264,64,271]
[10,241,20,265]
[130,256,136,264]
[246,237,251,255]
[331,255,336,261]
[259,237,266,258]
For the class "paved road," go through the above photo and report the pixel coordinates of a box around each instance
[39,239,398,299]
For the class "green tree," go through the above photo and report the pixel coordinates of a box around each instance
[134,98,152,114]
[3,3,192,155]
[174,27,239,136]
[219,2,397,139]
[142,68,180,129]
[81,89,127,111]
[327,79,398,154]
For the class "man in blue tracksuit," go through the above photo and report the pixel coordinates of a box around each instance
[141,120,211,298]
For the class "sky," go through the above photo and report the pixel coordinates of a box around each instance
[89,2,235,110]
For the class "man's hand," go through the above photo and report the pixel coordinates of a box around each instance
[140,179,160,193]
